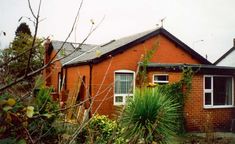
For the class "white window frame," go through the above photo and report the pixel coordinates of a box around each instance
[203,75,234,108]
[114,70,135,105]
[153,74,169,84]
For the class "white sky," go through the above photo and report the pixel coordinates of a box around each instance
[1,0,235,63]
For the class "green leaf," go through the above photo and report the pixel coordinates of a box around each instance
[42,113,53,118]
[17,139,26,144]
[26,106,34,118]
[3,106,12,112]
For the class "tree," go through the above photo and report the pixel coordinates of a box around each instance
[0,0,99,142]
[0,23,44,92]
[15,22,32,36]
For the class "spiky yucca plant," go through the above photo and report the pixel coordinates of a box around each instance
[120,87,180,143]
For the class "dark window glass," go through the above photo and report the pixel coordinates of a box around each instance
[213,77,232,106]
[205,77,211,89]
[205,93,211,105]
[154,75,168,81]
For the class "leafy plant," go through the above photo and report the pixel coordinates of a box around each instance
[137,41,159,87]
[0,85,60,143]
[120,87,180,143]
[27,87,60,142]
[76,114,123,144]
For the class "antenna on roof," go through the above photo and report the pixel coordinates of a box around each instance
[160,17,166,28]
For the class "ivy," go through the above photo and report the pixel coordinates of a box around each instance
[137,41,159,87]
[157,67,194,134]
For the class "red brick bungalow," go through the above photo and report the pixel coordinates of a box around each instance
[44,28,235,131]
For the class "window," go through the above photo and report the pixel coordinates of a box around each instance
[153,74,169,85]
[114,70,135,105]
[204,75,234,108]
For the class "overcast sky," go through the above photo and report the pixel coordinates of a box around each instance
[1,0,235,63]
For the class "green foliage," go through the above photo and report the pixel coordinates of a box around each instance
[180,67,194,97]
[28,87,60,141]
[0,86,60,143]
[76,115,124,144]
[15,22,32,36]
[158,67,194,106]
[137,41,159,87]
[0,137,26,144]
[157,67,194,134]
[9,33,43,77]
[120,88,180,143]
[88,115,116,143]
[0,29,44,91]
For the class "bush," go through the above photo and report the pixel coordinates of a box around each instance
[0,87,60,143]
[120,87,181,143]
[76,114,123,144]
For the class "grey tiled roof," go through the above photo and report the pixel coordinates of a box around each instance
[64,28,158,66]
[51,27,211,66]
[51,40,97,65]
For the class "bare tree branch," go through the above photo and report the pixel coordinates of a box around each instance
[27,0,37,19]
[24,0,42,76]
[48,0,84,63]
[0,0,103,92]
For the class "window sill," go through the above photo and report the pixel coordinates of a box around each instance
[204,105,235,109]
[114,103,125,106]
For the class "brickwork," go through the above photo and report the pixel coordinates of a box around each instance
[44,34,235,132]
[184,75,235,131]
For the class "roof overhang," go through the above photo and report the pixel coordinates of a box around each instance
[145,63,235,75]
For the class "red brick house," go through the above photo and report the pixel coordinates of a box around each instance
[44,28,235,131]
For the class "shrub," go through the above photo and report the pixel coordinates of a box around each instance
[0,87,60,143]
[120,87,181,143]
[76,114,123,144]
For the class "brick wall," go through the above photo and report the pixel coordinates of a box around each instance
[45,34,235,132]
[89,34,201,116]
[147,72,235,131]
[184,74,235,131]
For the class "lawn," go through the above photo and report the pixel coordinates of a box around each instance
[173,132,235,144]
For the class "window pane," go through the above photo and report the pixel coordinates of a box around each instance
[115,96,123,103]
[154,75,168,81]
[205,93,211,105]
[115,73,133,94]
[205,77,211,89]
[154,75,168,85]
[213,77,232,106]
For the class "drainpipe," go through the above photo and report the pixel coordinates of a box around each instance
[64,68,67,90]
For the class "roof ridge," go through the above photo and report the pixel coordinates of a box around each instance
[214,47,235,65]
[51,40,97,46]
[60,27,211,67]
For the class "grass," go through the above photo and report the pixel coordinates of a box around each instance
[173,133,235,144]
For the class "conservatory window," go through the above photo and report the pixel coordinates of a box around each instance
[204,75,234,108]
